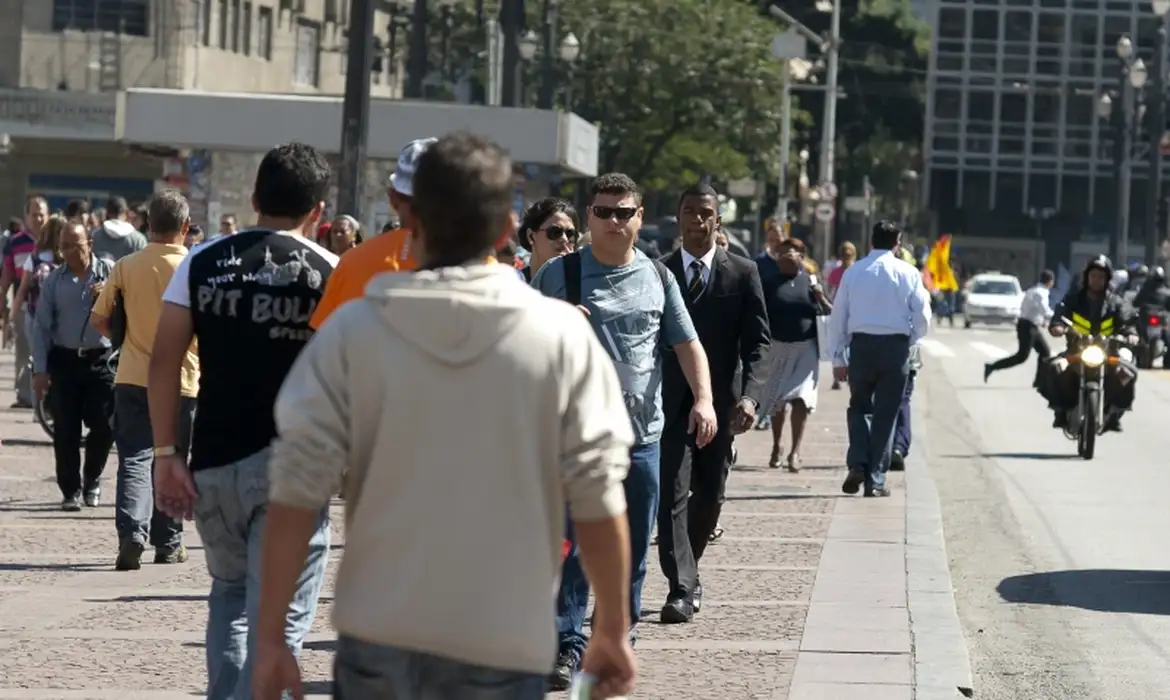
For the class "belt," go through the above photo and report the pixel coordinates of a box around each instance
[53,345,109,358]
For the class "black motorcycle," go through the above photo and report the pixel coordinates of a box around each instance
[1056,320,1134,460]
[1135,308,1167,369]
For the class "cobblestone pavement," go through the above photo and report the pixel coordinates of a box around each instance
[0,353,912,699]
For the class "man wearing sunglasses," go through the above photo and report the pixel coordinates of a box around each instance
[532,172,717,690]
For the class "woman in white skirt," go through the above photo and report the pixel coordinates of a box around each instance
[759,238,833,472]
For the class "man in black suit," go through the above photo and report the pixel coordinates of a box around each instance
[657,183,771,623]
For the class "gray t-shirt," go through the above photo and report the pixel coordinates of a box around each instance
[532,248,696,445]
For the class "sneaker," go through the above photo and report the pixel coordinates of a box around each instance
[83,488,101,507]
[547,649,580,691]
[61,496,82,512]
[154,545,189,564]
[115,540,146,571]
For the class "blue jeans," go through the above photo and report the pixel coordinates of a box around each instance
[556,441,660,657]
[892,372,915,456]
[114,385,194,550]
[191,447,331,700]
[845,334,910,491]
[334,636,547,700]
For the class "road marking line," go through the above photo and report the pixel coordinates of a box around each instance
[918,338,956,357]
[969,340,1008,358]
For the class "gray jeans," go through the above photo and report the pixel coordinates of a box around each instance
[334,636,548,700]
[114,384,195,550]
[14,310,31,405]
[192,447,331,700]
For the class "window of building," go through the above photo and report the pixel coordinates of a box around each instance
[1103,15,1131,51]
[964,171,991,211]
[52,0,150,36]
[325,0,339,24]
[258,6,273,60]
[200,0,211,45]
[997,172,1025,212]
[1004,11,1031,42]
[939,8,966,40]
[231,0,241,52]
[1000,92,1027,123]
[1063,175,1090,216]
[1066,93,1094,127]
[243,2,253,55]
[967,91,995,122]
[1037,13,1066,44]
[294,18,321,87]
[1034,93,1061,124]
[934,89,961,119]
[217,0,228,47]
[972,10,999,41]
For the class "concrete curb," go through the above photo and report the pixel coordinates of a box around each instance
[904,414,976,699]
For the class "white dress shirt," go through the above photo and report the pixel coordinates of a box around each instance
[1019,284,1053,327]
[827,249,933,367]
[682,245,717,286]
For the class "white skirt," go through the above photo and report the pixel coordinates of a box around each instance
[761,339,820,414]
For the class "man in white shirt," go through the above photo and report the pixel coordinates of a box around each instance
[827,221,932,497]
[984,269,1054,383]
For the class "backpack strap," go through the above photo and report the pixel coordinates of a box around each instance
[564,251,583,307]
[651,259,672,297]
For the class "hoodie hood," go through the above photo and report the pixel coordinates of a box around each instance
[101,219,138,239]
[362,264,531,366]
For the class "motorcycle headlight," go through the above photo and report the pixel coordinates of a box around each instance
[1119,347,1134,364]
[1081,345,1106,367]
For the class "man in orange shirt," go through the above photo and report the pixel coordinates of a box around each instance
[309,138,436,329]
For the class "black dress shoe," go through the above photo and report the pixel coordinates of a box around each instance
[842,470,865,495]
[864,487,891,498]
[547,650,579,691]
[660,598,695,624]
[889,450,905,472]
[693,583,703,613]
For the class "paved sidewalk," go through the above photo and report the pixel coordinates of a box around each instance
[0,352,970,699]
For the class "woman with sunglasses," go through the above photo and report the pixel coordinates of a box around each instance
[518,197,579,282]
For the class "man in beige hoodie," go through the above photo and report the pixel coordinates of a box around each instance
[253,132,638,700]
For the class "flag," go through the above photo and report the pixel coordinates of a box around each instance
[925,235,959,292]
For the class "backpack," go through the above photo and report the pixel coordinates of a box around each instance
[562,250,673,307]
[26,258,57,317]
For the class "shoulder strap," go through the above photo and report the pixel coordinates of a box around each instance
[564,251,582,307]
[652,259,672,299]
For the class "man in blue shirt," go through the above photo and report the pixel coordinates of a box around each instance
[533,172,716,690]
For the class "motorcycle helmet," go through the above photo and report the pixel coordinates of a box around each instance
[1134,264,1150,277]
[1083,254,1114,289]
[1153,265,1166,282]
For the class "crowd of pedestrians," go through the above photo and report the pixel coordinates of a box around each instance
[0,128,933,699]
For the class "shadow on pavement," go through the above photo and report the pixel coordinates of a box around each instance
[0,561,106,572]
[723,493,839,502]
[2,438,52,447]
[940,452,1077,461]
[998,569,1170,615]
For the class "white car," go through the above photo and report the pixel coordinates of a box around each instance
[963,273,1024,328]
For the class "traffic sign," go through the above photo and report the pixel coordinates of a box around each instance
[818,182,839,200]
[815,202,836,223]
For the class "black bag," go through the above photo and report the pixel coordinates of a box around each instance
[108,290,127,349]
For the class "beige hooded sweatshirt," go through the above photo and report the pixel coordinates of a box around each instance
[269,263,633,675]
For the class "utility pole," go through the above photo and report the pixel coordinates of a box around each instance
[776,62,791,222]
[537,0,558,109]
[1147,15,1168,266]
[817,0,842,263]
[338,0,376,218]
[405,0,428,98]
[1116,76,1135,267]
[499,0,524,106]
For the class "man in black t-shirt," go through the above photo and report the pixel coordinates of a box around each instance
[147,142,338,700]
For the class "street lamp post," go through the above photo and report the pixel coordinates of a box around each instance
[519,26,579,110]
[1099,35,1148,267]
[1147,1,1170,265]
[404,0,429,99]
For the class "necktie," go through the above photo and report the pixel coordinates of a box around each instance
[688,260,706,302]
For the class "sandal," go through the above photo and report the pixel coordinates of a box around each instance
[769,445,782,469]
[709,526,724,543]
[786,453,801,473]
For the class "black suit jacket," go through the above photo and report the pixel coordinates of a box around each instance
[660,247,771,425]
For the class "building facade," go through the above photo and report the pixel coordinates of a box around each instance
[923,0,1168,273]
[0,0,401,228]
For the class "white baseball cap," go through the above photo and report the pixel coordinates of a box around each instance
[389,137,438,197]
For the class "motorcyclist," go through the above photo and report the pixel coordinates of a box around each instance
[1132,265,1170,310]
[1123,263,1149,299]
[1044,255,1139,431]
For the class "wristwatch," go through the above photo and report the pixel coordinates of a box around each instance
[153,445,177,458]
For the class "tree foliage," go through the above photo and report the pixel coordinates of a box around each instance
[779,0,929,202]
[412,0,810,192]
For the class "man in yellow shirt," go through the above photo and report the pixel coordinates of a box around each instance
[92,189,200,571]
[310,138,435,329]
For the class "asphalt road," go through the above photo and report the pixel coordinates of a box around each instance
[916,325,1170,699]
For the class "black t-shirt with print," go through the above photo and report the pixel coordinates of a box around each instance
[163,228,338,471]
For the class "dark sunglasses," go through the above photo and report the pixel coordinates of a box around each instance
[591,205,638,222]
[539,225,578,241]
